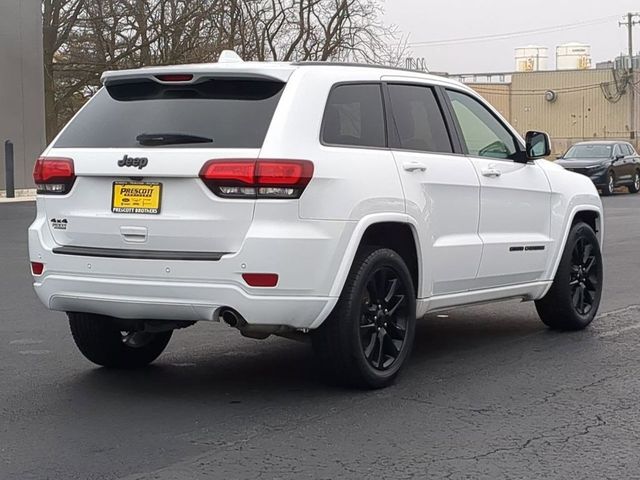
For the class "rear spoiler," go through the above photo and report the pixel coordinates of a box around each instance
[101,64,294,86]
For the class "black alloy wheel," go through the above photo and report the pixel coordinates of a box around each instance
[312,247,416,389]
[569,236,600,316]
[603,172,615,196]
[535,222,603,330]
[359,267,409,371]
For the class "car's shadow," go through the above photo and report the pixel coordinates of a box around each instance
[68,305,548,402]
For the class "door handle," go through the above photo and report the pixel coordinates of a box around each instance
[403,162,427,172]
[481,167,502,178]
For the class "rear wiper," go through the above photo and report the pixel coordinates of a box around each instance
[136,133,214,146]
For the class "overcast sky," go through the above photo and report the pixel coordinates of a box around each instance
[384,0,639,73]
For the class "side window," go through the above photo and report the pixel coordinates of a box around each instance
[613,145,622,157]
[322,84,386,148]
[387,84,453,153]
[621,144,633,156]
[447,90,518,159]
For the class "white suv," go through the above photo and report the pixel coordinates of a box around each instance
[29,55,604,388]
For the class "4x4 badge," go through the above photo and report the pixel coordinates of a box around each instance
[50,218,68,230]
[118,155,148,170]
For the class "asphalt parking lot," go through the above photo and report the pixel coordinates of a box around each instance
[1,195,639,479]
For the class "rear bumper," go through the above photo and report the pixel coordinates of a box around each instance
[28,201,349,329]
[34,273,332,328]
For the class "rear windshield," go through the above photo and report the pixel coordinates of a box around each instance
[54,78,285,148]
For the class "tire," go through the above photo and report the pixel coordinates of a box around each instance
[535,222,603,331]
[629,170,640,194]
[68,312,172,368]
[602,171,615,196]
[312,247,416,389]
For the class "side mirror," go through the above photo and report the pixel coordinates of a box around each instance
[556,155,564,160]
[525,131,551,160]
[615,155,625,161]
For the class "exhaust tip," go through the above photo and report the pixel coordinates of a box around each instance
[220,309,240,328]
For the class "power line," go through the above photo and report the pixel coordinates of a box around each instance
[406,15,620,47]
[469,78,640,98]
[471,82,615,95]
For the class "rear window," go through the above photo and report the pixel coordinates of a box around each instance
[321,84,386,148]
[54,78,285,148]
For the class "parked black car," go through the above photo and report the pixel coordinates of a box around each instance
[556,141,640,196]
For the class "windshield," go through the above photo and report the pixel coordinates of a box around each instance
[54,78,285,149]
[564,144,613,159]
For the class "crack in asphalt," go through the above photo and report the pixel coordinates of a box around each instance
[536,375,619,406]
[434,415,607,464]
[596,304,640,318]
[401,373,619,417]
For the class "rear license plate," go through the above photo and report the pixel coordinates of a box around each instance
[112,182,162,214]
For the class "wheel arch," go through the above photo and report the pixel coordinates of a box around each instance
[572,209,601,237]
[309,213,421,330]
[358,222,420,296]
[540,205,603,299]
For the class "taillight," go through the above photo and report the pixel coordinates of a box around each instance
[199,159,313,199]
[33,157,75,195]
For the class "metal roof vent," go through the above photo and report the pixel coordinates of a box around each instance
[218,50,244,64]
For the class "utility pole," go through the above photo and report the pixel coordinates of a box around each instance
[620,13,640,139]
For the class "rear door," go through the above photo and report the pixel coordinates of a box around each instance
[611,144,628,182]
[619,143,635,180]
[444,88,552,289]
[44,77,285,254]
[628,144,640,182]
[385,82,482,297]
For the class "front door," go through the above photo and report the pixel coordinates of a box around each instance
[445,89,552,289]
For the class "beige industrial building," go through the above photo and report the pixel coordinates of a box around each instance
[470,69,639,155]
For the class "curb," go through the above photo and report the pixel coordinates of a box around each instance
[0,188,36,203]
[0,196,36,203]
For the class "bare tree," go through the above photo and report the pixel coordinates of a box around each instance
[221,0,408,64]
[43,0,84,141]
[43,0,409,138]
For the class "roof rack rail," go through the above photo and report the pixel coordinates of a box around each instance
[291,61,432,75]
